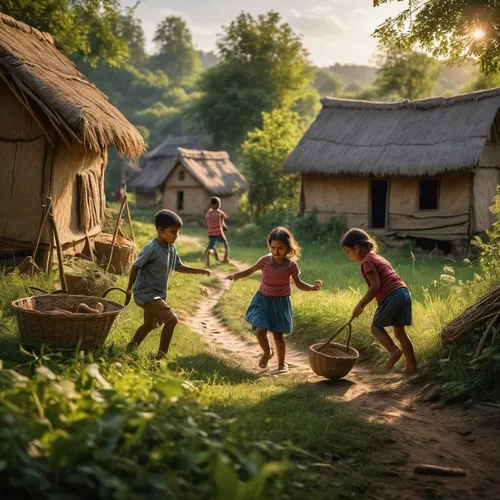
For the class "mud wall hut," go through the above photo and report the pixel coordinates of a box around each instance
[129,135,212,208]
[0,13,145,267]
[284,90,500,243]
[161,148,248,217]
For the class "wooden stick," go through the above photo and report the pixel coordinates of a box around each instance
[84,232,95,263]
[32,199,52,261]
[414,464,466,476]
[124,196,135,243]
[105,197,127,274]
[475,310,500,357]
[46,231,54,275]
[50,212,67,291]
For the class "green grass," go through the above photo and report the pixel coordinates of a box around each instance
[0,217,390,498]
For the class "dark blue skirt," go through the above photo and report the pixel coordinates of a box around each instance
[373,287,412,328]
[244,291,293,334]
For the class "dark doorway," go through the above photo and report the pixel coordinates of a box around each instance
[371,180,388,228]
[177,191,184,211]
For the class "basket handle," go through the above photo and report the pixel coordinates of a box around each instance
[101,287,131,306]
[317,319,354,353]
[27,286,68,296]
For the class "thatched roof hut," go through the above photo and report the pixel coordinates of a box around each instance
[284,89,500,242]
[0,12,145,265]
[161,148,248,217]
[130,135,212,207]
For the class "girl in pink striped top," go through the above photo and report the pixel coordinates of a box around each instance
[227,227,322,372]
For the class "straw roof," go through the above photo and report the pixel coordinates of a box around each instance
[284,88,500,177]
[130,136,213,190]
[170,148,248,196]
[0,12,145,157]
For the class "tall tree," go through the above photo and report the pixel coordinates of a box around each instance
[373,1,500,74]
[241,108,305,219]
[313,69,344,97]
[195,11,313,152]
[149,16,201,83]
[375,45,441,100]
[0,0,131,67]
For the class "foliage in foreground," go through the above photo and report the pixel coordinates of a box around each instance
[373,0,500,74]
[0,354,291,499]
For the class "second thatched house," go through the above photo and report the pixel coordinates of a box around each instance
[161,148,248,217]
[130,135,212,207]
[284,90,500,244]
[0,12,145,266]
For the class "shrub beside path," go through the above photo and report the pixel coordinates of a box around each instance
[179,234,500,500]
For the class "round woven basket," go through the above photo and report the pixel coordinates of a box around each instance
[12,288,129,351]
[309,342,359,380]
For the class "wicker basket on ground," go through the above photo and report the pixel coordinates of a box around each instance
[12,287,129,351]
[309,321,359,380]
[94,233,137,275]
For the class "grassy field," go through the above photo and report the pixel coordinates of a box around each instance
[0,218,391,498]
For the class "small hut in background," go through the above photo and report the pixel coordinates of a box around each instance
[0,13,145,267]
[161,148,248,217]
[130,135,212,208]
[284,90,500,248]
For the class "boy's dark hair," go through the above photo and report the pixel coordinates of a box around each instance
[340,228,379,253]
[154,209,183,230]
[210,197,221,206]
[267,226,302,261]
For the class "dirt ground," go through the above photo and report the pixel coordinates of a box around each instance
[180,235,500,499]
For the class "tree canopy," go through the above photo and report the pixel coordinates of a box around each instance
[149,16,202,84]
[241,108,306,220]
[374,45,441,100]
[194,11,313,153]
[0,0,133,67]
[373,1,500,74]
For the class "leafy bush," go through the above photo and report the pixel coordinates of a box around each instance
[473,186,500,286]
[292,211,347,244]
[0,356,292,499]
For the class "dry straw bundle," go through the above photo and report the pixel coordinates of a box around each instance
[64,258,117,297]
[440,286,500,351]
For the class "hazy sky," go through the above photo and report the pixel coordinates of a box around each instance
[122,0,404,67]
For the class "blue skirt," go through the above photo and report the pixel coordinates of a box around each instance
[373,287,412,328]
[244,291,293,334]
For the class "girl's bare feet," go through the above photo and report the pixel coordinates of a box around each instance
[384,348,403,370]
[258,349,274,369]
[400,365,417,374]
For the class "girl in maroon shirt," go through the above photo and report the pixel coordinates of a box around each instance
[341,228,417,374]
[227,227,322,373]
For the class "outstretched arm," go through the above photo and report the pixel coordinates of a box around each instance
[227,265,258,281]
[176,265,211,276]
[352,270,380,317]
[292,275,322,291]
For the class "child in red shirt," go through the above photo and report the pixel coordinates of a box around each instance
[227,227,322,373]
[341,228,417,374]
[204,197,229,266]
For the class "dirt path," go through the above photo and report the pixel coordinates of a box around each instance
[179,236,500,499]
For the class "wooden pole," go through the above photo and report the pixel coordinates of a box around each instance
[105,196,127,274]
[124,196,135,243]
[50,211,67,291]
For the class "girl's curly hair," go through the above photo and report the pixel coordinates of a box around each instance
[267,227,302,261]
[340,228,379,253]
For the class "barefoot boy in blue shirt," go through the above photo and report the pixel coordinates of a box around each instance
[126,209,210,359]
